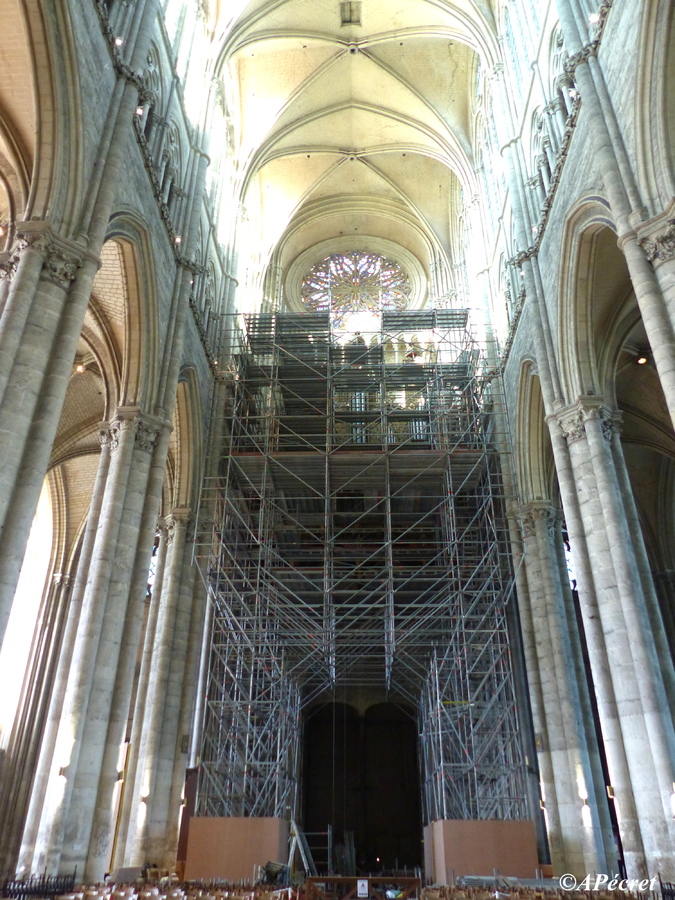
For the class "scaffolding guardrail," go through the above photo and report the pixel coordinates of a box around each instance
[194,309,527,827]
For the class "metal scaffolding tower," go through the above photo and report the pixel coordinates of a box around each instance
[194,309,528,824]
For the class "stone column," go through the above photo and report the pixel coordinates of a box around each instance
[0,228,85,643]
[17,430,114,875]
[124,509,191,864]
[517,507,564,869]
[550,510,618,870]
[111,521,170,872]
[548,414,645,877]
[0,230,62,406]
[165,573,206,863]
[638,215,675,341]
[81,418,171,880]
[608,419,675,715]
[0,0,164,665]
[31,409,158,876]
[0,571,71,877]
[555,400,675,878]
[520,502,608,875]
[153,538,199,866]
[62,414,161,881]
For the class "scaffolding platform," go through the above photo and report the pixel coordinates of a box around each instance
[194,310,527,826]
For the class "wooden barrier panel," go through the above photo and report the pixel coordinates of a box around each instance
[423,820,539,882]
[184,818,290,882]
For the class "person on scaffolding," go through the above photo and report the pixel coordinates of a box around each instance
[405,334,423,361]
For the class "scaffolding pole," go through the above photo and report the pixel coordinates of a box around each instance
[194,309,527,824]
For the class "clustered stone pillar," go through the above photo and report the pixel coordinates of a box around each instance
[519,502,612,876]
[16,429,116,876]
[27,409,160,878]
[487,4,675,878]
[124,508,192,866]
[0,227,87,643]
[552,401,675,877]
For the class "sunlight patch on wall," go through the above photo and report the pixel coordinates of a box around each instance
[0,483,52,748]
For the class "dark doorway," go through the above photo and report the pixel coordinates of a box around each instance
[303,702,422,872]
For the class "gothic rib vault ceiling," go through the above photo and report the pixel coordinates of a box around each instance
[209,0,500,294]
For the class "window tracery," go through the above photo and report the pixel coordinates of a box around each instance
[301,251,412,332]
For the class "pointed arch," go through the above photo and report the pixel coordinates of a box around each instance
[635,0,675,207]
[557,197,615,402]
[516,360,552,503]
[105,213,161,409]
[167,367,204,511]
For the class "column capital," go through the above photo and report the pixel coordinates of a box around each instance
[105,407,164,452]
[636,200,675,265]
[563,42,598,76]
[519,501,559,539]
[99,423,119,450]
[0,251,17,281]
[507,246,538,268]
[165,507,192,541]
[551,398,617,444]
[52,573,71,587]
[2,221,93,287]
[135,418,162,453]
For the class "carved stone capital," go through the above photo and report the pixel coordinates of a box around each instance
[583,403,617,441]
[43,248,82,288]
[52,573,71,588]
[99,425,118,450]
[7,224,84,288]
[16,230,52,257]
[557,407,586,444]
[520,501,558,541]
[135,418,161,452]
[519,508,538,540]
[555,398,617,444]
[564,41,599,76]
[508,247,537,268]
[639,218,675,264]
[108,416,136,450]
[166,507,192,542]
[0,252,17,281]
[138,88,156,107]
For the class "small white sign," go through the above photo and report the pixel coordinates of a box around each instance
[357,880,369,898]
